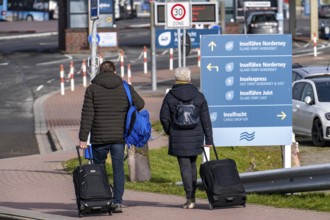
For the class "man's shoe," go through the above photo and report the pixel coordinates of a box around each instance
[183,199,195,209]
[112,204,123,213]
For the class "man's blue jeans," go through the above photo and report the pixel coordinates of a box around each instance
[92,143,125,205]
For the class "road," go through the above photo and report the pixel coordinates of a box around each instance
[0,17,330,159]
[0,18,193,159]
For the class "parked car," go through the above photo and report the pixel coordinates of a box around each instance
[292,65,330,81]
[246,11,278,34]
[49,0,58,19]
[319,4,330,18]
[292,77,330,146]
[319,20,330,40]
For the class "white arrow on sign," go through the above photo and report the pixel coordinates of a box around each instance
[277,111,287,120]
[208,41,217,51]
[207,63,219,72]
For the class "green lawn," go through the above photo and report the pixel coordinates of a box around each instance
[64,145,330,212]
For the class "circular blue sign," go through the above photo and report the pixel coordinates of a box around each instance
[88,34,100,44]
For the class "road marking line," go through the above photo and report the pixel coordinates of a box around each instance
[36,85,44,91]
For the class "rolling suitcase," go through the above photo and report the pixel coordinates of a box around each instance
[73,146,113,217]
[199,145,246,210]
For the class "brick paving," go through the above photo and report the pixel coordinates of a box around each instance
[1,65,330,220]
[1,22,330,219]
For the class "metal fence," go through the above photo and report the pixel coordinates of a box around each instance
[177,163,330,194]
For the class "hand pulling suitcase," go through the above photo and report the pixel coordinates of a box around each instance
[73,146,113,217]
[199,145,246,210]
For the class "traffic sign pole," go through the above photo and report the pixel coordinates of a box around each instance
[183,28,186,67]
[177,29,182,67]
[165,1,191,68]
[89,0,99,80]
[90,19,98,80]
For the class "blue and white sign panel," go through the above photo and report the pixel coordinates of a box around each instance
[156,28,220,49]
[90,0,99,20]
[201,34,292,146]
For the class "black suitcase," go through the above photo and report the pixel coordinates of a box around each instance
[73,146,113,217]
[199,145,246,210]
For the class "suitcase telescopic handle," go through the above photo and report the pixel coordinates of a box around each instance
[202,144,219,161]
[76,145,94,167]
[76,146,83,167]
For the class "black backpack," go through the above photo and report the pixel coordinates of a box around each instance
[173,101,200,130]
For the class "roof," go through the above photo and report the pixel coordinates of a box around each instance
[293,65,330,78]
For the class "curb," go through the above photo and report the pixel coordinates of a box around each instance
[0,206,75,220]
[0,32,58,40]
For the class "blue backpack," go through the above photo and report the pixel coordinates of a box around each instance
[123,81,151,148]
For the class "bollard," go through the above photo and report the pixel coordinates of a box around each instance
[99,53,104,65]
[127,64,132,85]
[143,46,147,74]
[60,64,65,96]
[197,48,201,68]
[314,32,317,57]
[82,59,87,87]
[169,48,173,70]
[69,61,75,91]
[120,50,124,78]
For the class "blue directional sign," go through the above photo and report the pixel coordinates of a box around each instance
[90,0,99,20]
[156,28,220,49]
[201,34,292,146]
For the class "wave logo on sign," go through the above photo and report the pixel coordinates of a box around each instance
[225,62,234,72]
[225,90,234,101]
[210,112,217,122]
[240,132,255,141]
[225,77,234,87]
[225,41,234,51]
[158,32,171,46]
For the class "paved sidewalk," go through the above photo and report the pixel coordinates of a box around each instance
[2,64,330,219]
[1,21,330,219]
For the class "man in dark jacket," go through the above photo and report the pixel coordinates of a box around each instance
[79,61,145,213]
[160,67,213,209]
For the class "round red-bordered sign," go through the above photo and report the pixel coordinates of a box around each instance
[170,4,186,21]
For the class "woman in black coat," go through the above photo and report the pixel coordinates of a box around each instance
[160,67,213,209]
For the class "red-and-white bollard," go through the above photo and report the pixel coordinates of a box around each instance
[143,46,147,74]
[314,32,317,57]
[127,64,132,85]
[82,59,87,87]
[69,61,75,91]
[99,53,104,66]
[169,48,173,70]
[120,50,124,78]
[197,48,201,68]
[60,64,65,96]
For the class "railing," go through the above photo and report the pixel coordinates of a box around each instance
[176,163,330,194]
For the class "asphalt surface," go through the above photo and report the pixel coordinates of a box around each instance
[1,20,330,220]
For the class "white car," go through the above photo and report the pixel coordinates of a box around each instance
[49,0,58,19]
[292,77,330,146]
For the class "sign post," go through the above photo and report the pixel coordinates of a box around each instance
[165,2,191,29]
[89,0,100,80]
[201,34,292,166]
[165,1,191,67]
[155,2,218,26]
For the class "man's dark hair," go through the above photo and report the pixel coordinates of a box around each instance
[100,61,116,74]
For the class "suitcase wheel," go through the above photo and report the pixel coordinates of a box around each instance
[78,210,83,218]
[208,203,213,210]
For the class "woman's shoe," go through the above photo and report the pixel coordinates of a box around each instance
[112,204,123,213]
[183,199,196,209]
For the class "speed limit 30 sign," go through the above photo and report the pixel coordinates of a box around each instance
[165,1,191,29]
